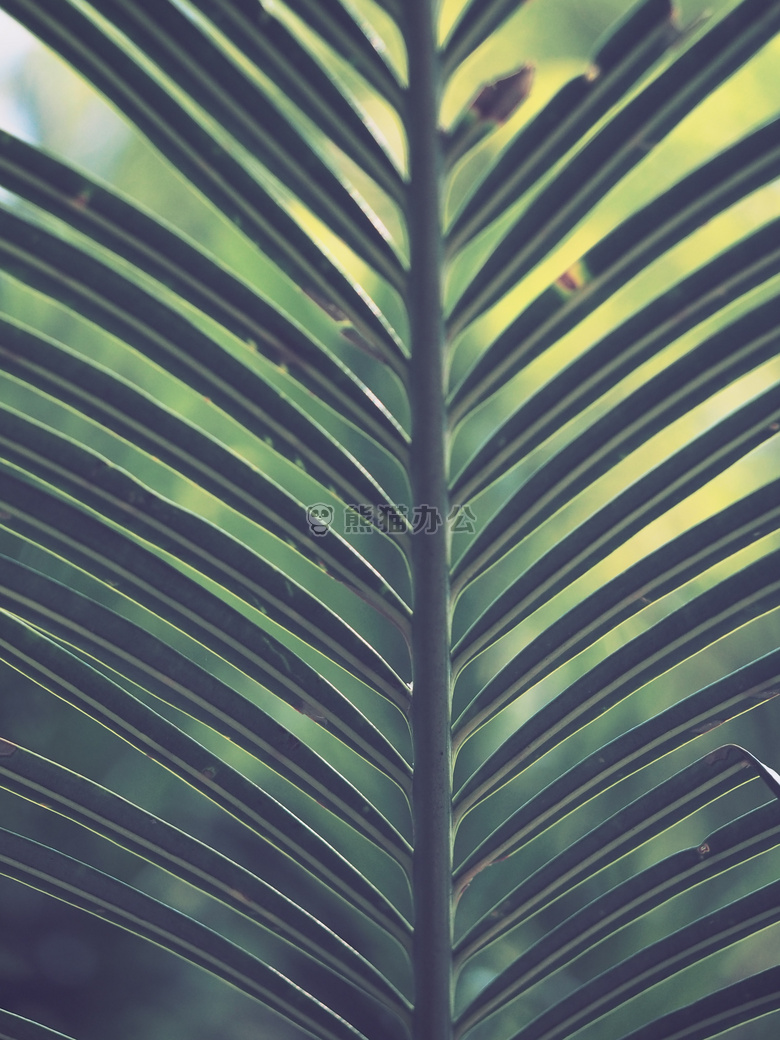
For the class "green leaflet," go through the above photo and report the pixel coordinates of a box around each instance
[456,543,780,758]
[0,133,409,458]
[0,0,406,364]
[454,348,780,588]
[0,742,410,1021]
[506,874,780,1040]
[79,0,405,288]
[447,0,780,334]
[446,0,677,230]
[442,0,534,76]
[0,314,412,624]
[0,827,372,1040]
[456,734,780,957]
[0,556,410,788]
[0,208,398,511]
[188,0,405,200]
[450,121,780,421]
[275,0,405,107]
[0,427,411,703]
[455,680,780,883]
[620,964,780,1040]
[0,611,412,947]
[458,752,780,1035]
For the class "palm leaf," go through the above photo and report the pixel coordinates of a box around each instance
[1,1,779,1038]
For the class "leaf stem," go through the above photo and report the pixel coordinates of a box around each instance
[405,3,453,1038]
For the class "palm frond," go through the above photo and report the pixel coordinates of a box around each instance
[1,0,779,1038]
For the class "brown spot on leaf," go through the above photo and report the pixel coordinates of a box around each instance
[470,65,534,124]
[555,259,589,294]
[0,739,17,756]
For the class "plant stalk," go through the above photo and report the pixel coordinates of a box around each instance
[405,3,453,1039]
